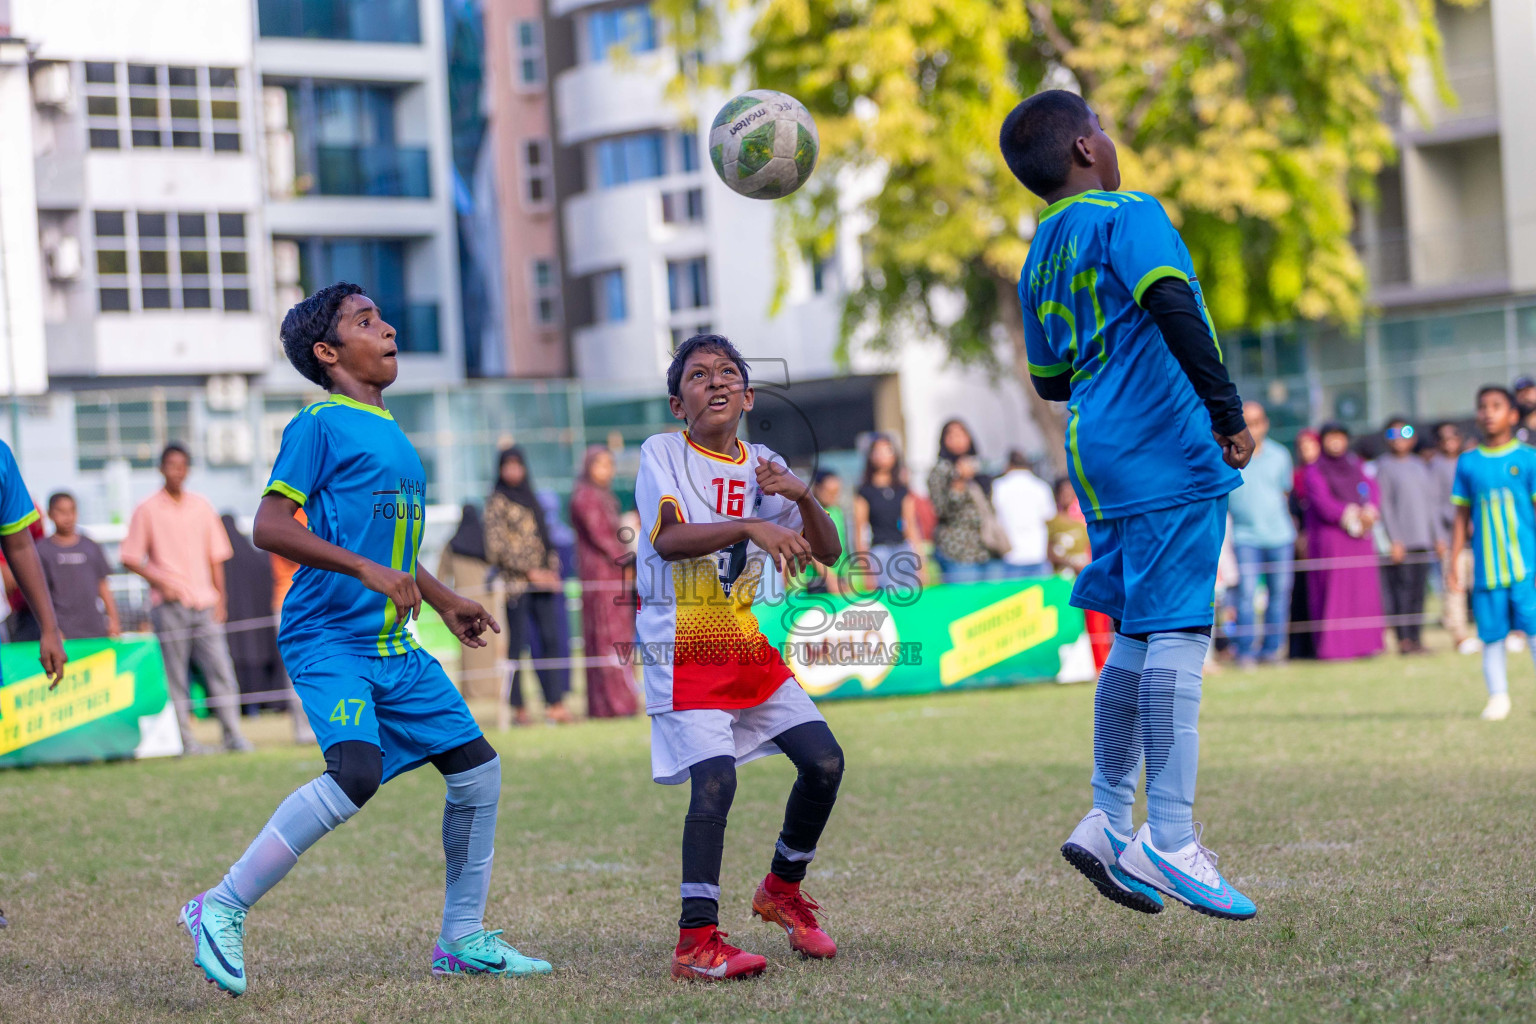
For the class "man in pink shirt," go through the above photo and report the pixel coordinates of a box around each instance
[121,443,251,754]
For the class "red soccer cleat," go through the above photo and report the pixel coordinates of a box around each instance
[670,926,767,982]
[751,874,837,959]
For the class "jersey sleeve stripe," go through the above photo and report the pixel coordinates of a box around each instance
[1451,495,1471,507]
[0,508,39,536]
[1027,360,1072,377]
[264,480,309,506]
[649,495,685,543]
[1132,265,1190,307]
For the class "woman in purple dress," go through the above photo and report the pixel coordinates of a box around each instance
[569,446,639,718]
[1302,423,1384,660]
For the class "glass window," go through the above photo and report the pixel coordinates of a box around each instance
[183,287,212,309]
[97,250,128,275]
[257,0,421,43]
[85,62,116,84]
[224,288,251,311]
[95,211,126,237]
[595,132,666,188]
[667,257,709,311]
[221,251,248,275]
[86,95,117,117]
[180,250,210,275]
[586,3,658,62]
[596,269,626,323]
[168,66,197,87]
[209,67,237,88]
[218,213,246,237]
[98,288,131,312]
[170,97,200,119]
[142,288,172,309]
[678,132,698,173]
[514,19,545,88]
[140,251,169,275]
[178,213,207,238]
[132,129,163,148]
[89,129,120,149]
[127,64,158,86]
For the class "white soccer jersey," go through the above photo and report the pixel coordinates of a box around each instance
[635,430,804,714]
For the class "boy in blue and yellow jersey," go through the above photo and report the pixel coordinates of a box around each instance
[1450,385,1536,722]
[179,284,552,997]
[1001,90,1257,920]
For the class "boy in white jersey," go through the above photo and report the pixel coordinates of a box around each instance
[636,334,846,981]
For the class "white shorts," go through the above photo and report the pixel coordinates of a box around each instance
[650,680,825,785]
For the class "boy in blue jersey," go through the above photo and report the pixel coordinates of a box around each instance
[179,284,552,997]
[1000,91,1257,920]
[1449,386,1536,722]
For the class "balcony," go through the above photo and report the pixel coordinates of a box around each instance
[554,53,673,147]
[258,0,421,44]
[398,302,441,354]
[303,144,430,198]
[1360,218,1509,304]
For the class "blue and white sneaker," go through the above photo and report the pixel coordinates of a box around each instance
[1059,809,1164,914]
[432,928,553,977]
[1117,822,1257,920]
[179,891,247,996]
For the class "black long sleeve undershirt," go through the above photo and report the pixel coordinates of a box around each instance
[1027,277,1245,437]
[1139,277,1245,436]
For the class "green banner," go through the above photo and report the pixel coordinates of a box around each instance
[0,635,179,769]
[758,576,1093,701]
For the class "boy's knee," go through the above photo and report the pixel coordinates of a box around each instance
[444,755,502,808]
[325,740,382,808]
[799,743,844,798]
[688,756,738,816]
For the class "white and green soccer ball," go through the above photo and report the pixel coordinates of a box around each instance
[708,90,819,200]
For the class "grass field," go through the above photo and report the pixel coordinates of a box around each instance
[4,648,1536,1023]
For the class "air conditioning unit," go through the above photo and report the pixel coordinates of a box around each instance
[266,131,296,199]
[32,62,73,108]
[205,422,254,466]
[263,86,289,131]
[260,412,293,462]
[44,236,83,281]
[205,374,249,412]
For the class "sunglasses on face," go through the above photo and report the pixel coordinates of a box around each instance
[1385,425,1415,442]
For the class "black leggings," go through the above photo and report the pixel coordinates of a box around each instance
[680,720,844,928]
[505,590,569,708]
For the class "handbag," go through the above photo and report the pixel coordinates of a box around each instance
[970,482,1013,557]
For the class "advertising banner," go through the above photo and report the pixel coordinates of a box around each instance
[757,576,1095,701]
[0,636,181,769]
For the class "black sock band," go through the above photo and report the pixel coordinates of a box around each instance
[680,812,729,928]
[772,785,836,882]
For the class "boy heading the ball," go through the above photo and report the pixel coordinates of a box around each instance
[636,334,847,980]
[1001,91,1258,920]
[179,284,551,997]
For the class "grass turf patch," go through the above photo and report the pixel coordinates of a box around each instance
[3,649,1535,1022]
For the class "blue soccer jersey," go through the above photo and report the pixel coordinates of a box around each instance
[265,395,427,668]
[1451,441,1536,592]
[0,440,39,540]
[1019,190,1240,521]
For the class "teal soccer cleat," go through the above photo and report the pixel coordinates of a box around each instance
[432,929,553,977]
[1117,822,1257,920]
[180,891,248,996]
[1060,808,1165,914]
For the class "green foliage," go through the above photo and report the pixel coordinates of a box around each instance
[665,0,1474,364]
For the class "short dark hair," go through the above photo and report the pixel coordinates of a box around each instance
[813,468,840,488]
[161,442,190,465]
[280,282,365,390]
[46,491,74,510]
[667,334,750,398]
[1006,449,1030,469]
[1384,416,1409,430]
[1478,385,1516,408]
[999,90,1094,198]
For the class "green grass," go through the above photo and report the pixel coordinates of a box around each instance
[4,650,1536,1023]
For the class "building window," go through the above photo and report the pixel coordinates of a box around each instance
[92,208,251,314]
[84,62,240,153]
[75,391,193,471]
[670,324,712,350]
[530,258,561,327]
[678,131,699,173]
[513,20,545,90]
[522,138,553,210]
[661,188,704,225]
[257,0,421,44]
[285,236,439,353]
[584,3,658,63]
[595,131,666,189]
[595,269,626,323]
[667,257,709,312]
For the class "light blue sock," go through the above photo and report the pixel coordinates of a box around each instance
[210,774,359,911]
[1141,631,1209,851]
[1091,635,1147,835]
[1484,642,1509,697]
[441,756,502,945]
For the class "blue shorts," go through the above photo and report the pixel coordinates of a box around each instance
[1074,497,1227,635]
[291,648,482,783]
[1471,585,1536,644]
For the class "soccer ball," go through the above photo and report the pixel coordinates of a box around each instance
[708,90,819,200]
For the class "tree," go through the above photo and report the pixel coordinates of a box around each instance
[664,0,1462,470]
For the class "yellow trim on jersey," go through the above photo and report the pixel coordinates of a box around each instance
[684,431,747,465]
[650,495,685,543]
[1451,495,1471,507]
[264,480,308,506]
[1132,266,1190,307]
[0,509,39,536]
[326,394,394,419]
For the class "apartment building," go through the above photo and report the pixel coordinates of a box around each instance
[1235,0,1536,439]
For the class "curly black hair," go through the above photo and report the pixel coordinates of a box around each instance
[279,282,365,389]
[666,333,750,398]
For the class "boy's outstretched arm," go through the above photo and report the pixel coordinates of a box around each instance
[253,492,423,624]
[416,566,500,648]
[1140,277,1254,469]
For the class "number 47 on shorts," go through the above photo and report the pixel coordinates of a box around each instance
[329,699,367,725]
